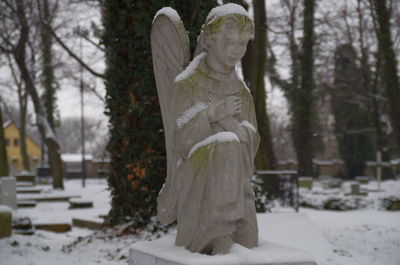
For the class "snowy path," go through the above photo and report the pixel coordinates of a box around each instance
[303,209,400,265]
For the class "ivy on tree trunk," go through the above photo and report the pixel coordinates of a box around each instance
[293,0,316,177]
[102,0,217,231]
[370,0,400,148]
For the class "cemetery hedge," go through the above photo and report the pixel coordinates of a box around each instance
[300,193,400,211]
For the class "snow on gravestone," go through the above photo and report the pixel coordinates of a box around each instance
[0,177,17,209]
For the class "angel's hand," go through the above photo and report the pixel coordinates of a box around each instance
[218,117,248,143]
[206,96,241,123]
[225,96,242,116]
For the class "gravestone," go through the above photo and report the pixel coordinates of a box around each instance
[298,177,313,190]
[13,216,35,235]
[0,205,12,238]
[320,178,342,189]
[355,176,370,184]
[0,177,17,209]
[37,165,51,184]
[346,182,367,196]
[15,171,35,184]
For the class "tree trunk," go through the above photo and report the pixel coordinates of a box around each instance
[371,0,400,147]
[18,88,30,171]
[251,0,276,170]
[292,0,315,176]
[40,0,58,130]
[14,0,64,189]
[0,108,9,176]
[103,0,217,230]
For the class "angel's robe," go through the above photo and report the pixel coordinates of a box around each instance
[157,54,260,254]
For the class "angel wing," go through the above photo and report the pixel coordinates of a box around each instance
[151,7,190,224]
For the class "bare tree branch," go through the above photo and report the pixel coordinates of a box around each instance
[43,23,105,79]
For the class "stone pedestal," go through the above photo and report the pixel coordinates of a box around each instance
[129,235,317,265]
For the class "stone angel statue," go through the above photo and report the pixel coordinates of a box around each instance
[151,3,260,255]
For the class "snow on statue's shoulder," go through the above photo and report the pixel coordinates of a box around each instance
[175,53,207,82]
[207,3,249,21]
[153,7,181,23]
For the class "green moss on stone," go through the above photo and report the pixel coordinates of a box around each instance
[0,210,12,238]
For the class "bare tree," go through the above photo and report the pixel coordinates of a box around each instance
[369,0,400,147]
[0,106,9,176]
[0,0,64,189]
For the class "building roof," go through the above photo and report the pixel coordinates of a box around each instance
[3,120,12,129]
[61,153,94,163]
[3,120,40,147]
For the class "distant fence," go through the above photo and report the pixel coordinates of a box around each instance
[255,170,299,212]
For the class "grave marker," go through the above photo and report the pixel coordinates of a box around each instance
[355,176,370,184]
[13,216,35,235]
[0,177,17,209]
[298,177,313,190]
[346,182,368,196]
[15,171,35,184]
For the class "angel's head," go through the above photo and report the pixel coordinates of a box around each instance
[199,4,254,69]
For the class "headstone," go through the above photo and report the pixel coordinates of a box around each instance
[298,177,313,190]
[129,235,317,265]
[12,216,35,235]
[320,177,342,189]
[15,171,35,184]
[0,177,17,209]
[37,165,51,177]
[0,205,12,238]
[69,198,93,209]
[355,176,370,184]
[345,182,368,196]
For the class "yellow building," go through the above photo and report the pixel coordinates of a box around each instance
[3,121,41,176]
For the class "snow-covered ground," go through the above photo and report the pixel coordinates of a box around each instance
[1,179,400,265]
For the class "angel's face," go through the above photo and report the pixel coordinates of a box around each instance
[210,18,252,67]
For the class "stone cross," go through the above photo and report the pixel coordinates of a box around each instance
[0,177,17,209]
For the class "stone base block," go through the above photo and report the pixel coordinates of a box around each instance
[0,206,12,238]
[129,235,317,265]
